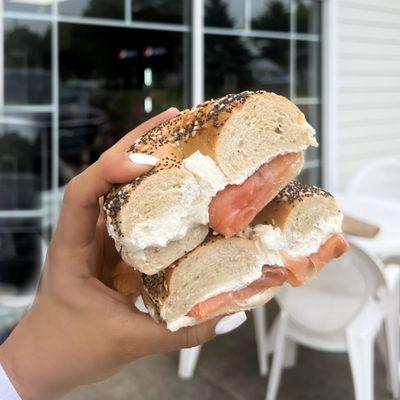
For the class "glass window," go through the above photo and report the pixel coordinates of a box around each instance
[0,114,51,210]
[59,23,187,185]
[297,166,320,186]
[0,218,42,290]
[4,0,51,14]
[204,0,245,29]
[296,40,319,97]
[205,35,289,99]
[296,0,321,34]
[251,0,290,31]
[132,0,190,24]
[59,0,124,20]
[4,19,51,105]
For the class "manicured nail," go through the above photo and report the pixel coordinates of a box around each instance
[215,311,247,335]
[129,153,159,166]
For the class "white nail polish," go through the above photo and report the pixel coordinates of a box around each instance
[129,153,159,166]
[215,311,247,335]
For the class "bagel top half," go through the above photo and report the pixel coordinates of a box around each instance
[104,91,317,275]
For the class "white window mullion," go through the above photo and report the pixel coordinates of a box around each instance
[51,0,60,227]
[244,0,251,32]
[125,0,132,24]
[322,0,338,191]
[191,0,204,105]
[289,0,297,101]
[0,0,4,110]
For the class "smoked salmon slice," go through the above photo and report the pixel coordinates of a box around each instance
[111,261,142,301]
[186,234,348,320]
[283,234,349,287]
[187,265,288,320]
[209,153,303,237]
[282,255,310,287]
[309,234,349,274]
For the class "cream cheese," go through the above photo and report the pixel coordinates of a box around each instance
[167,316,197,332]
[252,213,343,266]
[285,213,343,256]
[115,151,228,256]
[182,150,229,196]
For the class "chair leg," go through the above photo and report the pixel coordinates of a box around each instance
[265,311,288,400]
[346,330,374,400]
[376,327,390,391]
[178,345,202,379]
[253,307,268,376]
[384,292,400,398]
[283,339,298,368]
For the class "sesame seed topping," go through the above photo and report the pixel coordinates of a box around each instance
[274,181,332,204]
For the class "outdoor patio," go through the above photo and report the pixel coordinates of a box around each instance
[66,305,392,400]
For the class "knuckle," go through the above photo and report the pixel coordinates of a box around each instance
[180,327,203,349]
[63,176,79,203]
[97,151,108,168]
[98,151,113,182]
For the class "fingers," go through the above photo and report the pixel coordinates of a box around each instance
[53,108,179,249]
[125,309,248,358]
[110,262,141,298]
[129,313,221,358]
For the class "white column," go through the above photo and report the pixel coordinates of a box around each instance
[191,0,204,105]
[322,0,338,191]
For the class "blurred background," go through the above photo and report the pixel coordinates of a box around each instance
[0,0,399,399]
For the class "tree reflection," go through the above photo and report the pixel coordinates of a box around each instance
[0,121,49,210]
[132,0,187,24]
[4,21,51,104]
[205,0,234,28]
[252,0,290,31]
[205,0,290,98]
[204,0,251,97]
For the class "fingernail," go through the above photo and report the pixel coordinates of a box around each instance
[129,153,159,166]
[215,311,247,335]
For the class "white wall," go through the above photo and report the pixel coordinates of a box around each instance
[335,0,400,190]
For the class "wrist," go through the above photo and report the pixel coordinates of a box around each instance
[0,312,73,400]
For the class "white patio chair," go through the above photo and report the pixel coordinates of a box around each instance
[178,306,270,378]
[265,241,400,400]
[346,158,400,201]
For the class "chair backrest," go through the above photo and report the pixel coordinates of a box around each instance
[346,159,400,201]
[276,241,387,333]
